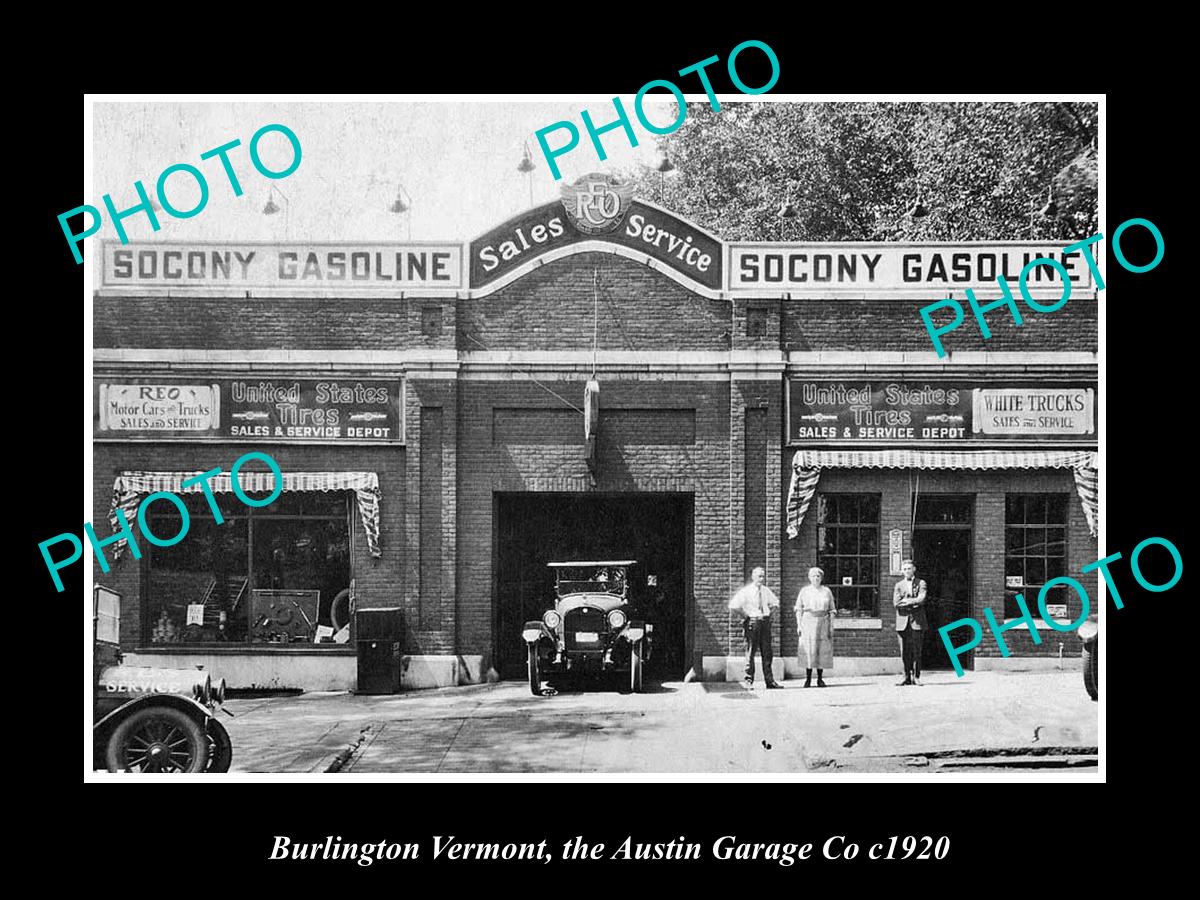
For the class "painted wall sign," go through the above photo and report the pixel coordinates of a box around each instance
[101,241,463,291]
[94,379,403,443]
[972,388,1095,436]
[729,243,1096,295]
[97,383,220,434]
[788,381,1097,445]
[469,175,723,293]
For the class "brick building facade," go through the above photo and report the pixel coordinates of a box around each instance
[92,188,1098,689]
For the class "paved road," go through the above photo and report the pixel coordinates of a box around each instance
[221,671,1098,774]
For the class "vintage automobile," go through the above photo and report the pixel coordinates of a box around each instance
[93,585,232,772]
[522,560,652,695]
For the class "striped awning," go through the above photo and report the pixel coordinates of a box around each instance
[786,449,1098,539]
[108,470,382,560]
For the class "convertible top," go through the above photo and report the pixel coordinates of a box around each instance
[547,560,637,567]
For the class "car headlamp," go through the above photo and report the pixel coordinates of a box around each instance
[607,609,627,630]
[193,674,212,705]
[543,610,561,630]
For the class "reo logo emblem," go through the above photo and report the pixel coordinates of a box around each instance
[560,173,634,235]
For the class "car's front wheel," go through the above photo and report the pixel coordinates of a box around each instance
[1082,643,1097,701]
[630,640,644,693]
[527,643,543,697]
[106,707,210,772]
[207,718,233,772]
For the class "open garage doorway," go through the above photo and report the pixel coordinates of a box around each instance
[494,493,693,683]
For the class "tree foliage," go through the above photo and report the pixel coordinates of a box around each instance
[623,102,1097,243]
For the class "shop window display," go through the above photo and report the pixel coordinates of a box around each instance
[145,491,352,645]
[1004,494,1069,619]
[816,493,881,617]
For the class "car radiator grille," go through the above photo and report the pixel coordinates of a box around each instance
[564,608,607,650]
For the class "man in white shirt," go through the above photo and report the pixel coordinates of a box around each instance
[729,566,782,688]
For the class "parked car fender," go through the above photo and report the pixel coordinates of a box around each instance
[94,692,218,760]
[522,621,555,644]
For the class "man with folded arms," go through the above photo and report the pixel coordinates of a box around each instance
[893,559,929,686]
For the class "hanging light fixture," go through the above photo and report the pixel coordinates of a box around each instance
[517,141,536,208]
[653,150,677,203]
[262,196,280,215]
[777,200,797,218]
[389,183,413,239]
[517,142,535,174]
[907,197,929,218]
[1039,186,1058,218]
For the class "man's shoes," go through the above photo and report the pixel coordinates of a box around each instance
[912,677,923,686]
[743,678,754,688]
[817,678,828,688]
[766,681,783,689]
[896,678,912,686]
[803,680,812,688]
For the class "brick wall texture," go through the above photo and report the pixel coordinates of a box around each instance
[93,239,1097,671]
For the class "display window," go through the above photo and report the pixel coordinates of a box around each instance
[143,491,353,645]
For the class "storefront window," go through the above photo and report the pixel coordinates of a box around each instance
[816,493,880,616]
[144,491,352,646]
[1005,494,1068,618]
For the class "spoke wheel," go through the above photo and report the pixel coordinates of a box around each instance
[207,719,233,772]
[630,640,643,693]
[1082,643,1098,701]
[527,643,543,697]
[106,707,210,773]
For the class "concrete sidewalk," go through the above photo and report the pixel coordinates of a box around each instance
[220,671,1098,774]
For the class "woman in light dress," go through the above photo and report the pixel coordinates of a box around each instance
[795,566,836,687]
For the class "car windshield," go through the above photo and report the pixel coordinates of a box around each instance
[556,566,626,597]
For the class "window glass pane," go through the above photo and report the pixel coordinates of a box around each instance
[1047,527,1066,557]
[840,528,859,554]
[146,518,249,644]
[1025,527,1047,556]
[860,528,878,555]
[860,587,878,616]
[859,494,880,522]
[1026,557,1046,587]
[249,516,351,642]
[1026,495,1047,523]
[818,526,836,556]
[1046,494,1067,524]
[818,494,835,524]
[1006,494,1024,523]
[1046,555,1066,581]
[859,555,876,587]
[302,490,350,518]
[1006,527,1024,554]
[1004,592,1023,619]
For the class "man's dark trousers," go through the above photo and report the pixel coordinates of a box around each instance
[743,617,776,684]
[899,625,923,680]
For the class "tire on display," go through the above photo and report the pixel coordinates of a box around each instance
[630,640,643,693]
[207,719,233,772]
[528,643,542,697]
[106,706,210,773]
[1082,644,1097,701]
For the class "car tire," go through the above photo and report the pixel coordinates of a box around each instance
[1082,643,1097,701]
[527,643,542,697]
[630,640,643,693]
[106,706,211,773]
[207,718,233,772]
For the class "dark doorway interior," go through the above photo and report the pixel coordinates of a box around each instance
[912,496,973,671]
[494,493,692,682]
